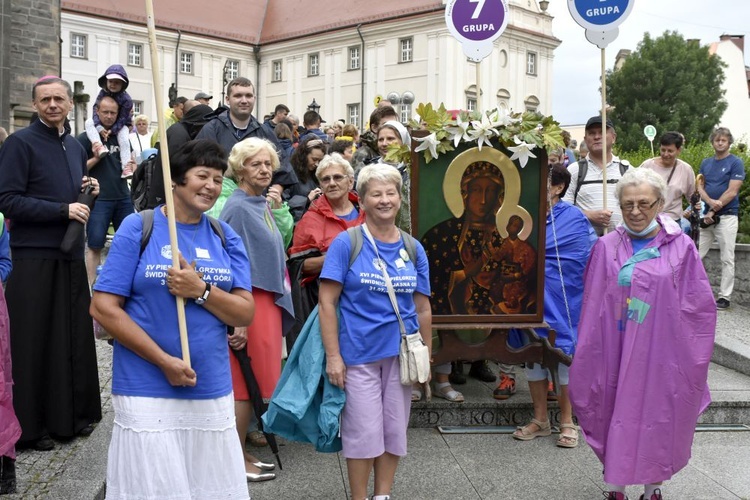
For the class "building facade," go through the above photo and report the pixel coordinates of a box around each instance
[0,0,61,131]
[61,0,560,131]
[709,35,750,143]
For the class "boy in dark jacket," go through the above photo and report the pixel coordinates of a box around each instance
[84,64,134,179]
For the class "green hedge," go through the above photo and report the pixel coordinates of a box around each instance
[616,144,750,243]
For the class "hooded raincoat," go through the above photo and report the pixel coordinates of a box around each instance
[569,214,716,485]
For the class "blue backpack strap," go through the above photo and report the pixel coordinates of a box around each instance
[346,226,363,268]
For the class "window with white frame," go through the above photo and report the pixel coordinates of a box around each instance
[526,51,537,76]
[308,53,320,76]
[272,60,282,82]
[348,46,360,70]
[70,33,87,59]
[127,43,143,67]
[347,104,360,127]
[399,37,413,63]
[400,104,412,123]
[133,101,143,115]
[466,98,477,112]
[180,52,193,74]
[225,59,239,80]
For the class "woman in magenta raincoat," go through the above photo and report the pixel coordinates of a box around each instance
[569,168,716,500]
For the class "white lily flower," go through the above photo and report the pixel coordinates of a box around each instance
[468,113,498,150]
[507,136,537,168]
[492,107,520,127]
[445,114,471,148]
[414,132,440,159]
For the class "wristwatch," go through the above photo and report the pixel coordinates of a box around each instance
[195,282,211,305]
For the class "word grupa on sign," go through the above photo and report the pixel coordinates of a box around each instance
[462,23,495,33]
[586,5,620,17]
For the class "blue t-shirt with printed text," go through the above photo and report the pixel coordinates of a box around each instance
[320,226,430,366]
[699,154,745,215]
[94,209,252,399]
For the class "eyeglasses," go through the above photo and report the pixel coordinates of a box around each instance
[620,199,659,212]
[319,174,347,184]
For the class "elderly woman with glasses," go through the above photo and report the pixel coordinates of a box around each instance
[285,138,328,222]
[286,153,366,348]
[569,168,716,500]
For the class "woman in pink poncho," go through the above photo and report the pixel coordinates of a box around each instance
[569,168,716,500]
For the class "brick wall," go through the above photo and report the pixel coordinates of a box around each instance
[0,0,60,131]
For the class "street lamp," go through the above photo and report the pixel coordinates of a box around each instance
[386,91,415,122]
[307,98,320,113]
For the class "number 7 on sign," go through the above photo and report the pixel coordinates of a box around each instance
[469,0,486,19]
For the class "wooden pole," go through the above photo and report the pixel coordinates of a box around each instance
[145,0,191,367]
[600,47,609,234]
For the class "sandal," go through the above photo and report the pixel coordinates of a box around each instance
[512,418,551,441]
[556,423,579,448]
[247,430,268,448]
[411,387,423,402]
[432,382,464,402]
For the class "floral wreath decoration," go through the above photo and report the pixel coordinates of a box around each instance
[384,102,564,169]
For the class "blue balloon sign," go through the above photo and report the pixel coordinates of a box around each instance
[568,0,634,31]
[446,0,509,62]
[568,0,634,48]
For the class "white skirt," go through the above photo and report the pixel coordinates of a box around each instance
[106,393,249,500]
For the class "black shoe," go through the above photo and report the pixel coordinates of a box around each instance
[33,435,55,451]
[78,424,95,437]
[0,456,16,495]
[448,361,467,385]
[469,360,497,383]
[716,298,730,310]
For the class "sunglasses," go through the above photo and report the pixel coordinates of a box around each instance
[319,174,348,184]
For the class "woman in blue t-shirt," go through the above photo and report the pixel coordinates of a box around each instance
[91,140,255,499]
[319,163,432,500]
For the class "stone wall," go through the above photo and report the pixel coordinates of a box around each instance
[703,243,750,306]
[0,0,60,131]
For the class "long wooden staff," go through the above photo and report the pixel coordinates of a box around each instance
[145,0,190,366]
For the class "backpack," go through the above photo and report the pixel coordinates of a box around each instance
[345,226,417,267]
[130,152,163,212]
[573,158,630,204]
[138,209,226,255]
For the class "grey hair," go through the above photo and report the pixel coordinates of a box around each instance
[710,127,734,145]
[356,163,402,199]
[316,153,354,180]
[615,167,667,203]
[227,137,279,183]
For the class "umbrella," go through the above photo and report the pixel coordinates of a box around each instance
[230,336,283,470]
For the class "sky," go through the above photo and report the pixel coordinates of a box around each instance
[546,0,750,125]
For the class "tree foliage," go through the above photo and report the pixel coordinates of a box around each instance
[607,31,727,151]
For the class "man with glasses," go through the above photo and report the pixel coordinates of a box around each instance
[564,116,632,236]
[697,127,745,310]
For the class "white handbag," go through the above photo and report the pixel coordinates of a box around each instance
[362,224,430,385]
